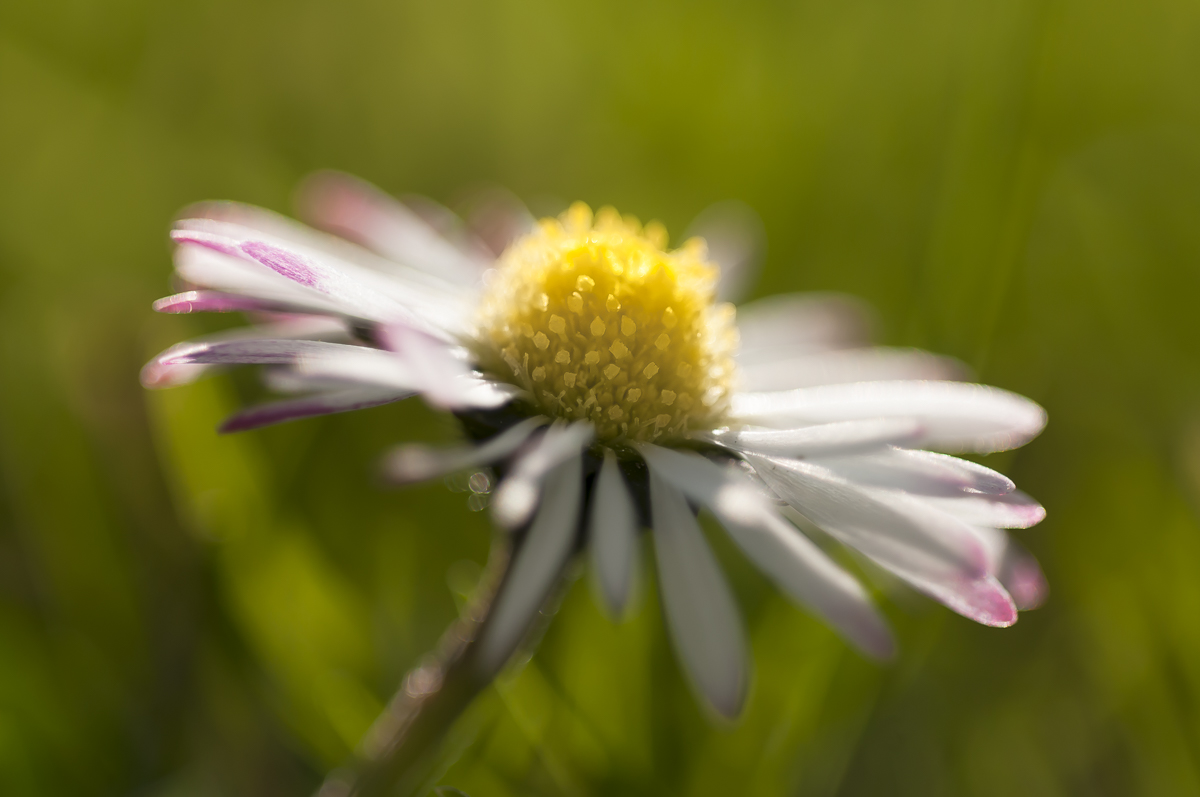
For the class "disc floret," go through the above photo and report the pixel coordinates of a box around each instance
[474,202,738,445]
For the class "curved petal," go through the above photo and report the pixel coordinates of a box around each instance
[642,445,892,658]
[383,417,548,485]
[477,451,584,676]
[491,423,594,529]
[812,448,1016,497]
[917,490,1046,529]
[297,170,491,282]
[738,347,968,392]
[735,292,874,363]
[649,470,749,719]
[589,450,640,618]
[219,388,410,433]
[732,381,1047,454]
[748,454,1017,626]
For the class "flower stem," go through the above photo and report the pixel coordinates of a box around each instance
[317,539,515,797]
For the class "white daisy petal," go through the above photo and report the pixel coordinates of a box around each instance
[589,450,640,617]
[917,490,1046,529]
[173,243,348,316]
[641,445,892,657]
[752,455,1017,626]
[649,470,749,719]
[738,347,967,392]
[297,170,491,282]
[706,418,923,458]
[383,417,548,485]
[684,200,766,303]
[735,292,874,363]
[746,454,987,584]
[477,450,584,676]
[491,423,595,529]
[732,380,1047,454]
[812,448,1016,497]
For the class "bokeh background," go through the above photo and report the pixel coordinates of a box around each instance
[4,0,1200,794]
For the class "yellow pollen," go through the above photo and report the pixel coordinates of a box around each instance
[473,201,738,444]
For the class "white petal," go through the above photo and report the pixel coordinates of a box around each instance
[738,347,967,392]
[383,417,548,485]
[477,451,583,675]
[684,200,766,303]
[297,170,491,282]
[491,423,595,529]
[812,448,1015,497]
[732,381,1047,454]
[735,292,874,363]
[649,471,749,719]
[754,455,1017,627]
[174,243,346,316]
[706,418,922,458]
[642,445,892,657]
[589,450,640,618]
[917,490,1046,529]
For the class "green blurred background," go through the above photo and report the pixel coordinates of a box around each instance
[4,0,1200,794]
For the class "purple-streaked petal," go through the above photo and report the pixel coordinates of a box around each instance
[219,388,410,433]
[649,471,749,719]
[732,381,1047,454]
[746,454,988,583]
[918,490,1046,529]
[589,450,640,618]
[155,338,367,367]
[735,292,874,363]
[477,451,583,676]
[812,448,1015,497]
[174,243,345,315]
[738,347,968,392]
[153,290,284,314]
[491,423,595,529]
[709,418,923,458]
[297,170,490,281]
[642,445,893,658]
[684,200,766,304]
[382,417,548,485]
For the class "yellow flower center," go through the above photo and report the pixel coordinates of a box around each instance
[473,202,737,445]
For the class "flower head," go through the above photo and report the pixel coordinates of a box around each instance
[144,172,1048,718]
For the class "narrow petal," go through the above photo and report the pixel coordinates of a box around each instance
[970,527,1048,610]
[156,338,374,367]
[383,417,548,485]
[812,448,1016,497]
[642,445,893,658]
[174,243,345,316]
[684,200,765,303]
[477,451,583,675]
[707,418,922,458]
[746,453,1018,626]
[735,292,874,363]
[738,347,968,392]
[649,471,749,719]
[589,450,640,618]
[732,381,1047,454]
[297,170,491,281]
[918,490,1046,529]
[219,389,410,433]
[491,423,594,529]
[153,290,285,314]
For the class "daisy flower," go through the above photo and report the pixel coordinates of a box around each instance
[143,173,1047,719]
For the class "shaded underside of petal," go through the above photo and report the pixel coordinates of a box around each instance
[382,416,547,485]
[477,451,584,676]
[491,423,595,529]
[589,450,640,618]
[219,388,411,433]
[649,470,749,720]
